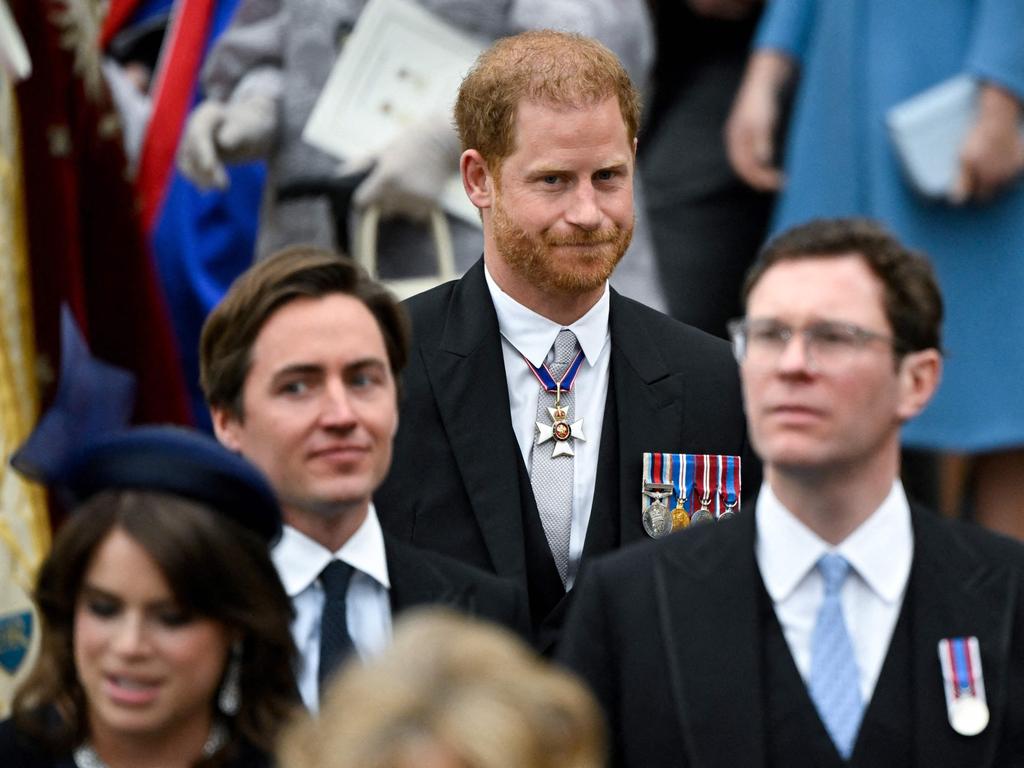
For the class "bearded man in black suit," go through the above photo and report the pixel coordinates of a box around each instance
[375,30,755,650]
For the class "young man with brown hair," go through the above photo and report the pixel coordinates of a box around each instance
[200,246,526,711]
[560,218,1024,767]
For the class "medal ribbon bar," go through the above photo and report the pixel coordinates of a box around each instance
[524,348,585,394]
[938,636,989,736]
[724,454,740,510]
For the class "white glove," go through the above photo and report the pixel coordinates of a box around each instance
[101,59,152,175]
[353,113,460,221]
[177,95,277,189]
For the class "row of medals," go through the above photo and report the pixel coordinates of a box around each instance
[543,397,737,540]
[643,483,737,539]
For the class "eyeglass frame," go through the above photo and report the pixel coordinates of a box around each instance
[726,317,907,371]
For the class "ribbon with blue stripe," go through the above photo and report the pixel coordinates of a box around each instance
[723,455,739,514]
[938,636,989,736]
[525,348,585,402]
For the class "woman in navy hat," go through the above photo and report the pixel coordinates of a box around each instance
[0,426,299,768]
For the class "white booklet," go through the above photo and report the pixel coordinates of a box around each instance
[886,74,1024,199]
[302,0,485,225]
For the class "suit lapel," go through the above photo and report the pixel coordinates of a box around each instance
[655,513,766,768]
[908,506,1016,766]
[604,292,685,549]
[579,371,619,556]
[419,261,527,581]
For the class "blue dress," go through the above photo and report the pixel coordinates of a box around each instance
[755,0,1024,452]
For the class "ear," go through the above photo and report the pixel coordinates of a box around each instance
[895,349,942,422]
[460,149,494,210]
[211,406,244,453]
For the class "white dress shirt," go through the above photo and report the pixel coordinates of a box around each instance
[484,265,611,590]
[271,504,392,711]
[754,481,914,703]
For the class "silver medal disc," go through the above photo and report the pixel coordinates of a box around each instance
[949,696,989,736]
[643,500,673,538]
[690,508,714,525]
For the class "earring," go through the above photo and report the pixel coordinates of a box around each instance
[218,643,242,716]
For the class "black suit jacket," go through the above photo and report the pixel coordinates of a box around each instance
[385,534,529,637]
[558,504,1024,767]
[376,260,756,648]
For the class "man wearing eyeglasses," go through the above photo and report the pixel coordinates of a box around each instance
[559,217,1024,767]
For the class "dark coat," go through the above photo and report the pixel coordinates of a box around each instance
[376,259,756,649]
[558,504,1024,767]
[385,533,529,637]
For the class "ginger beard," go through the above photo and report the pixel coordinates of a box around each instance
[491,188,633,295]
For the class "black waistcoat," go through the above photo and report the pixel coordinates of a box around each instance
[759,576,915,767]
[517,373,621,633]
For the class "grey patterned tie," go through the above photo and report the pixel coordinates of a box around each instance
[529,329,580,587]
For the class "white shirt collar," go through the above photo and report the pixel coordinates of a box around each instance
[271,503,391,596]
[755,481,913,605]
[483,263,610,367]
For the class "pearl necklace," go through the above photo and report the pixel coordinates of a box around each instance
[72,722,228,768]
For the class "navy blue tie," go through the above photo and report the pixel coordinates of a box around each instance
[318,560,355,692]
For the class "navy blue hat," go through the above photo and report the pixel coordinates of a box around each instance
[10,305,136,485]
[62,426,282,543]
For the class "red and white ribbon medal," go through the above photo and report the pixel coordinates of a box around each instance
[641,452,676,538]
[640,453,744,537]
[938,636,989,736]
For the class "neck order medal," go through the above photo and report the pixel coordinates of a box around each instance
[536,383,586,457]
[529,348,586,458]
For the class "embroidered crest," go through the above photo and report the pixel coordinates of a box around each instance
[0,610,33,675]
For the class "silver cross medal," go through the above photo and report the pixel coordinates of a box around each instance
[536,383,586,457]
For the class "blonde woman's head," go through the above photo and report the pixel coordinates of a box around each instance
[278,609,605,768]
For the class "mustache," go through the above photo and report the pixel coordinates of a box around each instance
[543,228,624,247]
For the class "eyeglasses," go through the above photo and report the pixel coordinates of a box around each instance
[727,318,900,371]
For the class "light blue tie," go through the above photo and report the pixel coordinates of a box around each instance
[809,553,864,759]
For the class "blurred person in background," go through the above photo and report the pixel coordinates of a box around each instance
[98,0,270,430]
[177,0,666,310]
[278,608,604,768]
[0,427,299,768]
[725,0,1024,537]
[641,0,773,337]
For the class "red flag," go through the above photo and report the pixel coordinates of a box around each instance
[12,0,192,428]
[135,0,215,231]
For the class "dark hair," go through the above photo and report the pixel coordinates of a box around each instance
[12,490,299,766]
[200,245,411,418]
[455,30,640,176]
[742,218,943,354]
